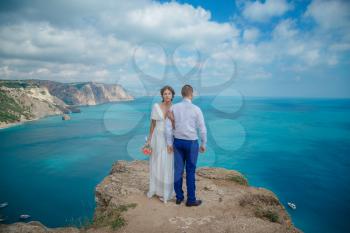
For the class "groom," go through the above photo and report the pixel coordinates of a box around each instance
[165,84,207,207]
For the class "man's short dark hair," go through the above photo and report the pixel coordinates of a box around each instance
[181,84,193,97]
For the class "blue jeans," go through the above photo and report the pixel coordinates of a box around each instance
[173,137,199,204]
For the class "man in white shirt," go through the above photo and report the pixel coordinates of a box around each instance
[165,85,207,206]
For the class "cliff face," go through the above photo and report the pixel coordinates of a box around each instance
[27,80,134,106]
[0,85,67,128]
[0,160,302,233]
[0,80,134,128]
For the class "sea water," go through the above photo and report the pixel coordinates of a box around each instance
[0,96,349,233]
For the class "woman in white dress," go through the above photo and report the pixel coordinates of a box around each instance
[145,85,176,203]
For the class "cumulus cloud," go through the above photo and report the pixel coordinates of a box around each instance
[242,0,293,22]
[305,0,350,30]
[0,0,239,84]
[304,0,350,60]
[0,0,349,97]
[243,28,260,41]
[123,2,238,48]
[0,22,132,65]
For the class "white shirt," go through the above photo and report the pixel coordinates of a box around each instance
[165,97,207,146]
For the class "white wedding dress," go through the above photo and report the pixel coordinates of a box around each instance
[147,103,175,203]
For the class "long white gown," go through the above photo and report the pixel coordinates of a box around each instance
[147,103,175,203]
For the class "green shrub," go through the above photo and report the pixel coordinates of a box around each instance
[0,92,22,122]
[228,174,248,185]
[90,203,137,230]
[255,208,279,223]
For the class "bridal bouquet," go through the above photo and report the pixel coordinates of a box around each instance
[142,143,152,155]
[142,136,152,155]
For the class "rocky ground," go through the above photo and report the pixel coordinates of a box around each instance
[0,160,302,233]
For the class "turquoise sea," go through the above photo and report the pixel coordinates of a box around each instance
[0,96,349,233]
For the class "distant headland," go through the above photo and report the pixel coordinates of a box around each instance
[0,79,134,129]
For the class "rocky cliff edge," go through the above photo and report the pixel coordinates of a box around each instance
[0,160,302,233]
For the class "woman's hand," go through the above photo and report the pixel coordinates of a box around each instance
[167,109,173,119]
[166,110,175,129]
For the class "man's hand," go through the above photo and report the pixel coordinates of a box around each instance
[167,145,173,154]
[199,144,206,153]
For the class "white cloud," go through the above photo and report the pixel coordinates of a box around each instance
[0,0,241,84]
[302,0,350,68]
[242,0,292,22]
[272,19,298,39]
[305,0,350,30]
[123,2,239,48]
[243,28,260,41]
[231,42,264,63]
[248,70,272,80]
[0,0,349,96]
[327,56,338,66]
[329,43,350,52]
[0,59,116,83]
[0,22,133,65]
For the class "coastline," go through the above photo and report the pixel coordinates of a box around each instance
[0,118,40,130]
[0,99,134,130]
[0,79,135,130]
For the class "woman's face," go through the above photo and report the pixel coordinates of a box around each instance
[163,89,173,103]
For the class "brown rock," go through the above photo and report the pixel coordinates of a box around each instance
[62,114,71,121]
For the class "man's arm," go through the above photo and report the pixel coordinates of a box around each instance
[165,117,174,153]
[197,107,207,152]
[165,117,174,146]
[166,108,175,129]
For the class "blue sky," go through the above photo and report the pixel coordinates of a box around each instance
[0,0,349,97]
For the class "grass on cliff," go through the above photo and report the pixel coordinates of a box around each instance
[227,174,248,186]
[239,193,281,223]
[0,80,38,88]
[254,207,279,223]
[0,91,32,123]
[83,203,137,230]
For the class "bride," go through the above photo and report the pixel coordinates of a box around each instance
[145,85,176,203]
